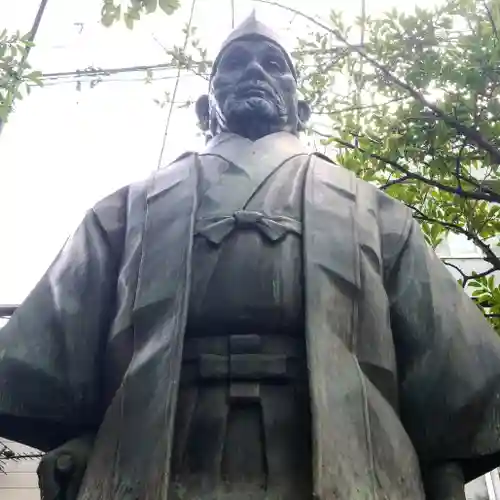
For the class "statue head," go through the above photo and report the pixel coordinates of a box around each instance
[195,12,311,141]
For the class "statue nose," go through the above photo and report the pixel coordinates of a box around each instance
[243,60,266,79]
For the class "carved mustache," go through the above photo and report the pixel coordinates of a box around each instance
[224,80,288,119]
[234,81,277,99]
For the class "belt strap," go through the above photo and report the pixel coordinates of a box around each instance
[181,334,307,402]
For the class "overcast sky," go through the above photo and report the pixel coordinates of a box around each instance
[0,0,448,304]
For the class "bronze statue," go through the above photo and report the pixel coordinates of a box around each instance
[2,13,500,500]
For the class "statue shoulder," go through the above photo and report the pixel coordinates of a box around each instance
[89,183,142,257]
[371,183,414,275]
[310,153,413,267]
[87,151,197,252]
[351,173,414,276]
[310,152,412,224]
[152,151,197,186]
[92,151,198,229]
[373,186,413,239]
[91,185,130,231]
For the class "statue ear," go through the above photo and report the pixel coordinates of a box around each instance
[297,100,311,131]
[195,94,210,131]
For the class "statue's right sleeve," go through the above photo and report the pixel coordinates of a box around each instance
[387,216,500,482]
[0,188,127,452]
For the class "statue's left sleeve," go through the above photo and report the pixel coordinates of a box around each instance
[0,188,127,452]
[387,216,500,482]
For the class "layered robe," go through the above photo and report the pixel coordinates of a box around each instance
[2,132,500,499]
[169,132,311,500]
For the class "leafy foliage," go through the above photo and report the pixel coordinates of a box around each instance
[292,0,500,331]
[0,29,42,123]
[0,0,183,123]
[469,274,500,331]
[101,0,181,29]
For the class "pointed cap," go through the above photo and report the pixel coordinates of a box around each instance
[211,11,297,80]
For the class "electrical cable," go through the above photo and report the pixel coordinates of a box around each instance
[156,0,198,169]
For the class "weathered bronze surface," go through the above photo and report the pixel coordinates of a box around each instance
[1,12,500,500]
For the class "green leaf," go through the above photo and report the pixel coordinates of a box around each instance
[143,0,157,14]
[0,105,9,122]
[101,11,115,27]
[488,275,495,289]
[468,281,482,288]
[26,70,42,79]
[124,13,135,30]
[127,6,141,21]
[159,0,180,15]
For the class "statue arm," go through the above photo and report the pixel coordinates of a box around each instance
[387,217,500,483]
[37,433,95,500]
[0,189,127,452]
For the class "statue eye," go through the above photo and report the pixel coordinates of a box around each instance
[224,58,240,69]
[267,58,285,72]
[220,53,244,70]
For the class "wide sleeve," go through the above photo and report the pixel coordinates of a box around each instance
[0,189,126,452]
[387,217,500,482]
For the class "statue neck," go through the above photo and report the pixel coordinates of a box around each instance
[221,121,290,142]
[203,130,306,158]
[211,118,299,142]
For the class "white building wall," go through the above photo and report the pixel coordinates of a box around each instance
[467,474,492,499]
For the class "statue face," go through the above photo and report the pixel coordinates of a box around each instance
[200,38,309,140]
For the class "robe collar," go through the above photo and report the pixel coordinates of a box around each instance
[202,131,308,174]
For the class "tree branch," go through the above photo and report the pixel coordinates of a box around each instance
[256,0,500,165]
[311,128,500,203]
[380,175,411,190]
[443,260,497,287]
[454,133,468,195]
[409,204,500,270]
[482,0,500,44]
[443,261,469,287]
[474,266,500,279]
[319,96,409,116]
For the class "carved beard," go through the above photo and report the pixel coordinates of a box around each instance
[220,86,288,139]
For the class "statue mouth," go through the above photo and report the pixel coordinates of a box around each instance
[235,83,275,99]
[223,81,286,124]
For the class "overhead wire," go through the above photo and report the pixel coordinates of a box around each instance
[156,0,198,170]
[39,73,201,87]
[40,62,181,81]
[36,48,349,83]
